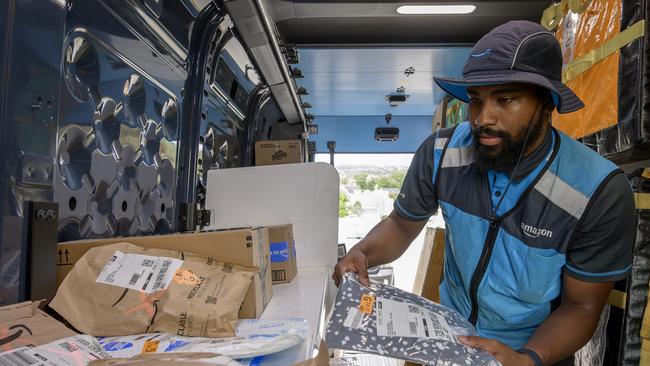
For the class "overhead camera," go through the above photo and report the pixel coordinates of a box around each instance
[386,93,409,107]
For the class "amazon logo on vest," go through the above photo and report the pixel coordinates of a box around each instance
[521,222,553,239]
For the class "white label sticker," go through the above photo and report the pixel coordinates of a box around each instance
[343,307,364,330]
[375,297,454,342]
[23,335,112,366]
[96,251,183,293]
[0,347,41,366]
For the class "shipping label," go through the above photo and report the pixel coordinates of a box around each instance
[96,251,183,293]
[20,335,111,366]
[375,297,454,342]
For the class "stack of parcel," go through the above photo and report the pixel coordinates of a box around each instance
[542,0,649,364]
[0,225,305,366]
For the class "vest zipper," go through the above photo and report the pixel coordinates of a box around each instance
[468,215,501,325]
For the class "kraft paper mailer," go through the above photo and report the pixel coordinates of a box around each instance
[50,242,256,337]
[0,300,77,352]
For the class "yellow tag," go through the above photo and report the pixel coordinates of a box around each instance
[174,268,201,285]
[142,340,159,353]
[359,294,375,315]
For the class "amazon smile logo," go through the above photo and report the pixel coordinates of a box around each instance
[471,48,492,58]
[521,222,553,239]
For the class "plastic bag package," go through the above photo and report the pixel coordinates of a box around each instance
[547,0,650,163]
[0,335,112,366]
[97,318,307,360]
[553,0,621,139]
[89,353,244,366]
[0,336,243,366]
[325,273,498,366]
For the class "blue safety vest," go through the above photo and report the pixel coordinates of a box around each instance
[434,122,619,349]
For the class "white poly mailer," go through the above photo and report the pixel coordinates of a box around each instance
[325,273,499,366]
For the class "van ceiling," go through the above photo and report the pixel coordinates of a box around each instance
[295,47,470,116]
[269,0,553,45]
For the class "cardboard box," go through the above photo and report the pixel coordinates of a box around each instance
[267,225,297,284]
[0,301,77,351]
[255,140,303,166]
[56,228,273,319]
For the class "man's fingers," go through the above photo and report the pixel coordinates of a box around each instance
[333,262,356,287]
[354,256,370,287]
[458,336,500,352]
[332,272,341,287]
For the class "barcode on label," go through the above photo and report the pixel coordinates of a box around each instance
[142,259,154,267]
[409,321,418,335]
[272,270,286,282]
[141,273,154,291]
[0,349,38,366]
[429,312,442,329]
[343,307,364,330]
[428,312,452,341]
[205,296,218,304]
[129,273,141,286]
[59,341,79,353]
[151,260,171,291]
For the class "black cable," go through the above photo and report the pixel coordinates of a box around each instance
[490,99,544,219]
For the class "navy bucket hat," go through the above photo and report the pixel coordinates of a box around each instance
[434,20,584,114]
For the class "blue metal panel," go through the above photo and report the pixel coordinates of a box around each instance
[0,0,67,305]
[55,1,188,240]
[296,47,470,153]
[309,115,433,153]
[295,47,471,117]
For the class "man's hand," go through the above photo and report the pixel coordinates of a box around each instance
[332,248,370,287]
[459,336,536,366]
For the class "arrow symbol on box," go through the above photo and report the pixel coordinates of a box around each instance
[64,249,69,263]
[58,250,63,263]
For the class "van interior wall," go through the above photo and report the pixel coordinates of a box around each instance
[251,96,304,142]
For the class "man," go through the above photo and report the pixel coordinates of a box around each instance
[333,21,635,366]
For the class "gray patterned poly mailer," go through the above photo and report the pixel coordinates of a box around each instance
[325,273,500,366]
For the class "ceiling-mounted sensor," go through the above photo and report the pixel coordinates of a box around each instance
[404,67,415,76]
[296,87,309,96]
[285,48,299,64]
[290,68,304,78]
[386,93,409,107]
[375,127,399,141]
[397,5,476,15]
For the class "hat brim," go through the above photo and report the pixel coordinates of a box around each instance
[433,70,584,114]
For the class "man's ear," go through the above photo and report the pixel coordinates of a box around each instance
[542,91,556,113]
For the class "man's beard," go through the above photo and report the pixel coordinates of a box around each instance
[472,115,545,173]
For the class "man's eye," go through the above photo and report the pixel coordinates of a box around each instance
[469,98,481,105]
[499,97,514,104]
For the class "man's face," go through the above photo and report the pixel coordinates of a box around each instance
[467,83,547,172]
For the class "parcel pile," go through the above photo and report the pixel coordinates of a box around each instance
[0,226,304,366]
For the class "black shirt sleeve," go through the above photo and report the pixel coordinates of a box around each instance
[393,134,439,221]
[565,172,636,282]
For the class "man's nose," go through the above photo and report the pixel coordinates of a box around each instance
[475,101,498,127]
